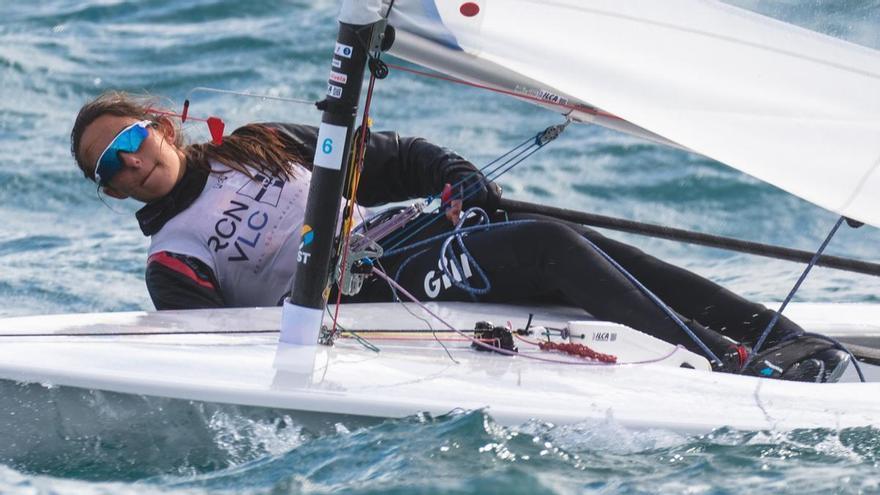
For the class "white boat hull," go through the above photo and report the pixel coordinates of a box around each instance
[0,302,879,434]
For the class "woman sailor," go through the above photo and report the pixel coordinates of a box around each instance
[71,91,850,383]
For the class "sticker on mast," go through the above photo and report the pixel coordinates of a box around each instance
[297,224,314,264]
[334,42,353,58]
[329,71,347,84]
[314,123,347,170]
[331,58,342,68]
[327,84,343,99]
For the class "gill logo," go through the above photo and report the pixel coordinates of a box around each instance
[423,253,473,299]
[298,224,314,264]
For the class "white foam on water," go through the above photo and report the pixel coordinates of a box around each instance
[207,411,306,463]
[0,464,205,495]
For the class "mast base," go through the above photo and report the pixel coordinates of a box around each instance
[280,298,324,345]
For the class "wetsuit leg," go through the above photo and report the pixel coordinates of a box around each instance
[347,212,845,380]
[354,218,737,359]
[504,212,804,348]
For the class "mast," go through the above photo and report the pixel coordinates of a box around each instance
[280,0,385,344]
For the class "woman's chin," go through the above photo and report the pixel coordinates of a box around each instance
[131,186,167,203]
[137,170,176,202]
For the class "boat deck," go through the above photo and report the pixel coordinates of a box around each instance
[0,302,879,433]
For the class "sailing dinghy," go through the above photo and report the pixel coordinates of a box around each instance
[2,0,880,434]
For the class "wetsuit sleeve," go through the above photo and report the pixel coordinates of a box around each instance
[145,251,226,310]
[266,123,501,207]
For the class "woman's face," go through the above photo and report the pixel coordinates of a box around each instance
[79,114,186,202]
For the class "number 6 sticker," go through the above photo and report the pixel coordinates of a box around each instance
[314,123,347,170]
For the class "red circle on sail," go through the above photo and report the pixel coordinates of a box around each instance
[460,2,480,17]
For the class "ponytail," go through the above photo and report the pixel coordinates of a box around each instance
[185,124,306,180]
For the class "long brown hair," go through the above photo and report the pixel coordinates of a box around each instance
[70,91,305,185]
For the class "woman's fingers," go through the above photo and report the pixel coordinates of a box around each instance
[445,199,462,225]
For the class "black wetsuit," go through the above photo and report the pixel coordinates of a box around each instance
[139,123,838,377]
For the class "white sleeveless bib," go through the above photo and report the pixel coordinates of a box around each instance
[149,163,311,307]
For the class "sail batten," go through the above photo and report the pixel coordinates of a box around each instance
[387,0,880,228]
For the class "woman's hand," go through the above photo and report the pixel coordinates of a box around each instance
[445,198,463,225]
[440,178,502,226]
[440,182,465,225]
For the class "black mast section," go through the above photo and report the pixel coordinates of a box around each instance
[281,4,385,344]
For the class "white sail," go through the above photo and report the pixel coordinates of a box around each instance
[386,0,880,228]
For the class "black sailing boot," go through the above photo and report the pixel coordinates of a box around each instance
[741,336,851,383]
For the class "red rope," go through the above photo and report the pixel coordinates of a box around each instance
[331,69,379,333]
[537,341,617,363]
[515,332,617,363]
[386,63,622,121]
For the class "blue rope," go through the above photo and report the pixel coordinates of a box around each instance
[743,216,845,369]
[456,142,549,210]
[377,121,567,258]
[438,208,493,295]
[382,220,536,258]
[378,135,534,249]
[579,235,723,365]
[392,247,430,300]
[389,220,536,302]
[450,128,561,210]
[380,130,549,253]
[380,142,548,255]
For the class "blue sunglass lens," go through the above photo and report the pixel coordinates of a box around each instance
[95,123,149,185]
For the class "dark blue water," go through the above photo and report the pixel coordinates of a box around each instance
[2,1,880,492]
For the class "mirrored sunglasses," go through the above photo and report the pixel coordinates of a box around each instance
[94,120,152,186]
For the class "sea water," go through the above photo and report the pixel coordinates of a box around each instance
[1,1,880,493]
